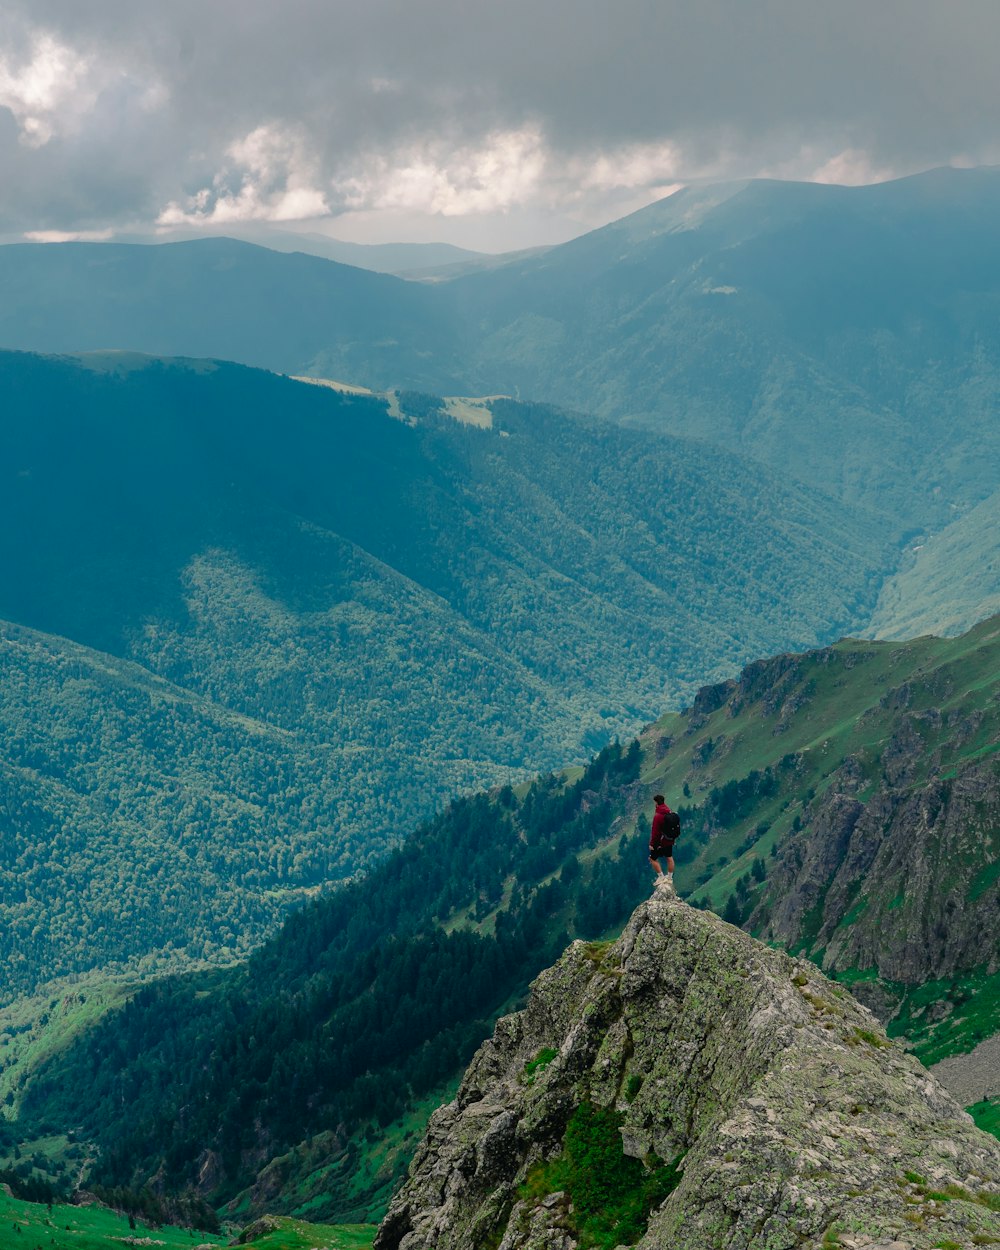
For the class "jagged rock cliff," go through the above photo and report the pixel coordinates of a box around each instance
[375,894,1000,1250]
[755,755,1000,987]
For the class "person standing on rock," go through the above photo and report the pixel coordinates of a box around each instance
[649,794,680,891]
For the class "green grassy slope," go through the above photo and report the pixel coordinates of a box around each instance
[0,349,891,995]
[10,617,1000,1221]
[0,976,139,1118]
[0,1191,372,1250]
[0,1191,224,1250]
[869,486,1000,640]
[232,1217,373,1250]
[643,617,1000,904]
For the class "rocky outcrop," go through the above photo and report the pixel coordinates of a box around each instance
[376,895,1000,1250]
[758,757,1000,985]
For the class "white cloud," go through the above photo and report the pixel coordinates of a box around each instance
[24,227,114,242]
[1,1,999,243]
[0,32,91,146]
[157,123,331,225]
[810,147,897,186]
[574,141,683,192]
[335,127,548,216]
[331,129,688,226]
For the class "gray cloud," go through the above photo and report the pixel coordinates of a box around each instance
[1,0,999,246]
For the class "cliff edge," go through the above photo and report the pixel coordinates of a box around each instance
[375,893,1000,1249]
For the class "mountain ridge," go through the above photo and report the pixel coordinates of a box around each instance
[5,166,1000,638]
[377,894,1000,1249]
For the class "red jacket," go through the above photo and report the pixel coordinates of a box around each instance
[650,802,673,851]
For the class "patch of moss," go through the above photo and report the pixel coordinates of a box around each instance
[969,861,1000,903]
[851,1027,890,1050]
[582,941,614,966]
[521,1047,558,1085]
[519,1101,683,1249]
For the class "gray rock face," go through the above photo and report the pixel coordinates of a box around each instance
[758,757,1000,985]
[375,897,1000,1250]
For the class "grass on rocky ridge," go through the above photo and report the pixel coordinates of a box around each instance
[518,1102,683,1249]
[234,1216,374,1250]
[887,967,1000,1067]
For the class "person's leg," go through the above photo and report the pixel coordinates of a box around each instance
[667,854,675,875]
[650,855,664,877]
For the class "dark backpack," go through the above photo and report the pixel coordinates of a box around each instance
[662,810,681,840]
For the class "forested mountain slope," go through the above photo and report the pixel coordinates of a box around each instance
[0,619,348,986]
[4,168,1000,534]
[13,618,1000,1224]
[448,167,1000,527]
[0,349,888,994]
[6,170,1000,634]
[653,615,1000,1030]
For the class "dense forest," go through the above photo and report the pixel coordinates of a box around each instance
[16,617,1000,1226]
[22,740,647,1219]
[0,350,892,993]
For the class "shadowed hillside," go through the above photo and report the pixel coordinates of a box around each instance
[0,349,889,994]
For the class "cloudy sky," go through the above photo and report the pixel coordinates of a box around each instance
[1,0,998,251]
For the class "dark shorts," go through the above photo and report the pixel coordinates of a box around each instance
[649,841,675,861]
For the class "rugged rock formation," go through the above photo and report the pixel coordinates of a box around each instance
[375,895,1000,1250]
[756,755,1000,986]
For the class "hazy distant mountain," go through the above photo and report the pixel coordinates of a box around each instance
[0,349,889,993]
[4,166,1000,628]
[126,226,497,276]
[4,168,1000,525]
[447,166,1000,528]
[0,238,461,391]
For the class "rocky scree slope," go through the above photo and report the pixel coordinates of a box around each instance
[377,895,1000,1250]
